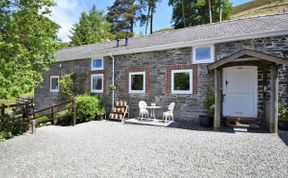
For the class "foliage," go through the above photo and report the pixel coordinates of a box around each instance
[169,0,232,29]
[36,115,50,127]
[71,72,87,95]
[0,115,29,140]
[203,88,215,115]
[59,74,74,98]
[75,94,103,122]
[278,101,288,121]
[107,0,141,38]
[97,107,106,116]
[138,0,161,34]
[232,0,284,14]
[106,0,161,36]
[59,73,87,99]
[69,5,112,46]
[54,110,71,126]
[0,0,60,99]
[109,84,117,91]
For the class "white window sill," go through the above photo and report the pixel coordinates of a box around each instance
[91,90,103,93]
[171,91,193,95]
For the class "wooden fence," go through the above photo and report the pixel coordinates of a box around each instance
[0,99,76,134]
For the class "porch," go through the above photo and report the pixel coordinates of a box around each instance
[208,49,288,133]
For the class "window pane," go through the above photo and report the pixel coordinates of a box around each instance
[51,78,58,90]
[131,74,144,90]
[174,72,190,91]
[93,59,103,69]
[92,75,102,90]
[196,47,211,60]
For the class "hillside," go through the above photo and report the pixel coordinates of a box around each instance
[232,0,288,19]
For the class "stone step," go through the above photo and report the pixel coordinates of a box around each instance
[225,116,260,129]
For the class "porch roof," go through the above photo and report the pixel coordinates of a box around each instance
[208,49,288,70]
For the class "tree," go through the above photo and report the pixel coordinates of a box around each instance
[169,0,232,29]
[0,0,60,99]
[69,5,112,46]
[145,0,161,34]
[107,0,140,38]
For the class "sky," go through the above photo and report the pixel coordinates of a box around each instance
[49,0,252,42]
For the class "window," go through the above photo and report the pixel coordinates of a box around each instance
[193,46,214,64]
[50,76,59,92]
[91,74,103,93]
[129,72,145,93]
[171,69,193,94]
[91,58,103,70]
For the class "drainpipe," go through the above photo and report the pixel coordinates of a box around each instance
[110,53,115,108]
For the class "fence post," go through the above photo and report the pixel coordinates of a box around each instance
[32,112,36,134]
[1,104,5,117]
[72,98,76,126]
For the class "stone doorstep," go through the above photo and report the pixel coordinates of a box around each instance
[124,118,174,127]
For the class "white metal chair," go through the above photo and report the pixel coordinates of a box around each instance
[138,101,149,120]
[163,102,175,123]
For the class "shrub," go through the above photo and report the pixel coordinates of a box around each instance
[0,115,29,140]
[54,110,71,126]
[59,74,74,98]
[278,101,288,121]
[75,94,102,122]
[36,115,50,127]
[203,89,215,115]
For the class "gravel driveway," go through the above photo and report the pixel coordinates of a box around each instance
[0,121,287,178]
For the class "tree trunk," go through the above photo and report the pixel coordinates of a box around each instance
[219,0,222,22]
[181,0,186,27]
[208,0,212,24]
[145,5,151,35]
[150,6,154,34]
[130,18,134,33]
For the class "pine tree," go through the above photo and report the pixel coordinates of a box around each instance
[141,0,161,35]
[107,0,140,38]
[69,5,112,46]
[169,0,232,29]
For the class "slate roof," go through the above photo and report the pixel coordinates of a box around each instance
[56,13,288,61]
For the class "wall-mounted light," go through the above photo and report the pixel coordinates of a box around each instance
[59,63,62,69]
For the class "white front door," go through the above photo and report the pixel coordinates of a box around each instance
[223,66,258,118]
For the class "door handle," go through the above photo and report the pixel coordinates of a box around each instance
[225,80,229,86]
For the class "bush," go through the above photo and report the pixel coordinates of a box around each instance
[75,94,102,122]
[59,74,74,98]
[278,101,288,121]
[36,115,50,127]
[203,89,215,115]
[0,115,29,140]
[54,110,71,126]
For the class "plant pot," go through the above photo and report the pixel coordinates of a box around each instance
[278,120,288,130]
[199,115,213,127]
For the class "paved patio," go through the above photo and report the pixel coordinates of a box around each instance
[0,121,287,178]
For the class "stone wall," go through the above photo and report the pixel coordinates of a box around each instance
[215,35,288,120]
[104,48,212,122]
[35,35,288,122]
[34,58,91,109]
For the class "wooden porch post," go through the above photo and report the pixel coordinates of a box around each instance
[270,64,279,133]
[214,68,221,130]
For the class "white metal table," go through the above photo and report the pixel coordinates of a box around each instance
[146,106,161,120]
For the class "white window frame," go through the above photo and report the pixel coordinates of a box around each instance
[91,58,104,70]
[171,69,193,94]
[91,74,104,93]
[192,45,215,64]
[129,72,146,94]
[50,76,59,92]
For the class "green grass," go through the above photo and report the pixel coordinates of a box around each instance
[0,90,34,105]
[0,90,34,114]
[232,0,285,14]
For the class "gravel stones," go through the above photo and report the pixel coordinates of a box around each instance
[0,121,287,178]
